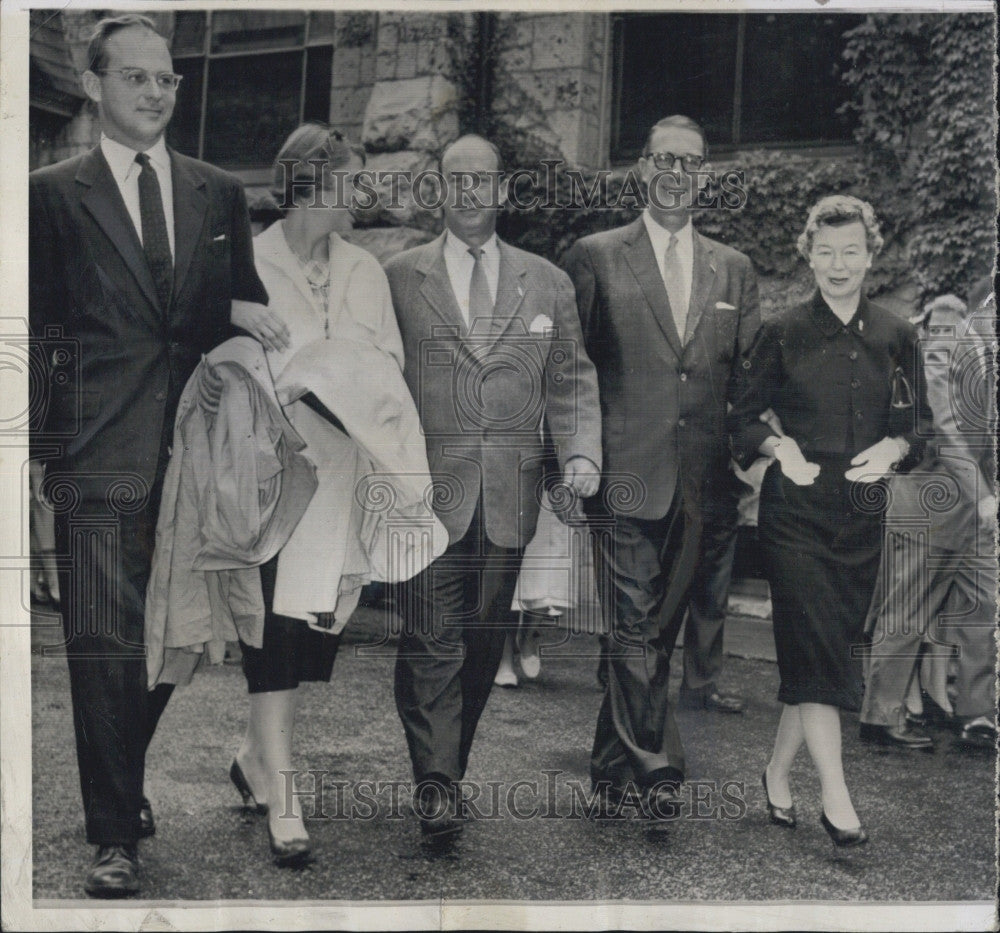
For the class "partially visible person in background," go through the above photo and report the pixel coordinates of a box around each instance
[676,458,749,714]
[495,478,601,688]
[861,282,997,752]
[28,459,60,608]
[729,195,930,848]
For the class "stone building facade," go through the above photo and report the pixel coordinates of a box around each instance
[29,9,862,261]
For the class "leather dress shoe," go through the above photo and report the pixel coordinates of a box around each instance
[642,781,682,820]
[761,770,796,828]
[267,822,312,868]
[84,844,140,897]
[957,716,997,749]
[859,722,933,750]
[413,780,464,839]
[820,812,869,848]
[679,689,746,714]
[594,781,681,820]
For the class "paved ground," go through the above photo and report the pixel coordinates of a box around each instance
[29,603,996,904]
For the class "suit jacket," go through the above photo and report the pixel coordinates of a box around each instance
[562,217,761,520]
[29,144,267,501]
[385,233,602,549]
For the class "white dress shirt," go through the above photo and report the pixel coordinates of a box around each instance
[100,134,175,261]
[443,230,500,327]
[642,210,693,313]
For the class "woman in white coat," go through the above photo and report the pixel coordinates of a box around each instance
[226,124,445,865]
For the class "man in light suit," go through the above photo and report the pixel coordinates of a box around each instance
[29,16,267,895]
[563,115,761,815]
[385,135,602,837]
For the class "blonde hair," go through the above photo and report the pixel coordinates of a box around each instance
[797,195,884,259]
[271,123,365,209]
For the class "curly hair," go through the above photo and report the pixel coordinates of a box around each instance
[796,195,884,259]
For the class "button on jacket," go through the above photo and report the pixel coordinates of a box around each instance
[729,291,931,470]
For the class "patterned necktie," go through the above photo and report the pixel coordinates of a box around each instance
[663,233,688,344]
[467,246,493,329]
[135,152,173,313]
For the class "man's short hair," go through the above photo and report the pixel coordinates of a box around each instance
[440,134,505,175]
[87,14,164,73]
[642,115,708,159]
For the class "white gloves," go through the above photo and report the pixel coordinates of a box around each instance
[773,436,821,486]
[844,437,907,483]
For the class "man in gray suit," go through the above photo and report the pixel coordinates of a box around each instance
[385,135,602,837]
[563,115,761,815]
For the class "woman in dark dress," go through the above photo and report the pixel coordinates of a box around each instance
[728,195,929,846]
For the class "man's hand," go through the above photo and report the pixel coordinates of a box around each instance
[844,436,905,483]
[232,299,291,353]
[563,456,600,498]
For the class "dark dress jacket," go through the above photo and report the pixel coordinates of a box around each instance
[29,145,268,500]
[728,291,931,472]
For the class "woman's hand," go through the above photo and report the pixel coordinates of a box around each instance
[772,436,820,486]
[232,300,291,353]
[844,437,906,483]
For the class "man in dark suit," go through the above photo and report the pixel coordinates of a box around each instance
[29,15,266,896]
[563,115,761,815]
[385,135,602,837]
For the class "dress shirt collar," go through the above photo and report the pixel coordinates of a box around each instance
[443,229,500,263]
[642,210,693,257]
[100,133,171,185]
[810,289,870,337]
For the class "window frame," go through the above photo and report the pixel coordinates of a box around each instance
[170,11,334,180]
[609,12,861,166]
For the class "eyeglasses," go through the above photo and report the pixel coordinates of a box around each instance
[96,67,183,92]
[646,151,705,172]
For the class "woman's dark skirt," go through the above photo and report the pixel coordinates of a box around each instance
[758,454,885,711]
[239,554,341,694]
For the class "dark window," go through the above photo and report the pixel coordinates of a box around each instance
[167,12,334,169]
[612,12,863,161]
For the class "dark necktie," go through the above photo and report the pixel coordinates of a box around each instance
[135,152,173,312]
[468,246,493,328]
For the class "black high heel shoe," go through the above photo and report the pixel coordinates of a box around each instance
[229,759,268,815]
[761,770,796,828]
[267,821,312,868]
[820,812,869,848]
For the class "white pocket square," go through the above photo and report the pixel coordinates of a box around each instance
[213,234,228,242]
[529,313,554,334]
[715,301,736,311]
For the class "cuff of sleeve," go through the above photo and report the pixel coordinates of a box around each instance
[732,423,776,471]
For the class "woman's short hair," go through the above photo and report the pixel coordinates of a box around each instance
[87,14,163,73]
[797,195,884,259]
[271,123,366,209]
